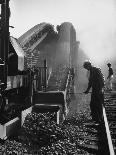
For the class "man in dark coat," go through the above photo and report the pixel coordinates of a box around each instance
[83,60,105,124]
[107,63,113,91]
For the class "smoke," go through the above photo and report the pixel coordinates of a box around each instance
[72,0,116,80]
[74,0,116,65]
[9,0,116,66]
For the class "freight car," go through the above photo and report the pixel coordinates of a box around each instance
[0,23,56,120]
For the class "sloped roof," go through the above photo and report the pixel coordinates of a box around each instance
[18,22,52,46]
[10,36,24,57]
[16,23,55,69]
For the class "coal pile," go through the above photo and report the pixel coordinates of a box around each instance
[0,140,28,154]
[0,110,99,154]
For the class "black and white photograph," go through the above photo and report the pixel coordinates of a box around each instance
[0,0,116,154]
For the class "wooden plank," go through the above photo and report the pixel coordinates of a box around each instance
[0,117,20,140]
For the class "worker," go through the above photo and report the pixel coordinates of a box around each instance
[83,60,105,124]
[106,63,113,91]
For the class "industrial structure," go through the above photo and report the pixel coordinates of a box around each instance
[0,1,116,154]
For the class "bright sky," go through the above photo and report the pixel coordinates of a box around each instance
[9,0,116,65]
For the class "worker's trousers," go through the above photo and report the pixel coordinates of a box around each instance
[106,75,113,90]
[90,92,104,123]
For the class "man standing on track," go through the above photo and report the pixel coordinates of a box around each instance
[83,60,105,124]
[106,63,113,91]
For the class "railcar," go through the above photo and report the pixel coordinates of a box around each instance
[0,23,56,121]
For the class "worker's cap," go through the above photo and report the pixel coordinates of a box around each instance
[107,63,111,66]
[83,60,91,68]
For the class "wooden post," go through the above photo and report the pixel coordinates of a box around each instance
[0,0,10,88]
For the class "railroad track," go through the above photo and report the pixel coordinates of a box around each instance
[104,89,116,155]
[77,88,116,155]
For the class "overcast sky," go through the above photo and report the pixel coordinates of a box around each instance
[9,0,116,65]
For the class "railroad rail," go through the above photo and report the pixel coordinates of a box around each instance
[103,86,116,155]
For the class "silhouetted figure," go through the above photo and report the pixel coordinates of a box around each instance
[83,60,105,124]
[106,63,113,91]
